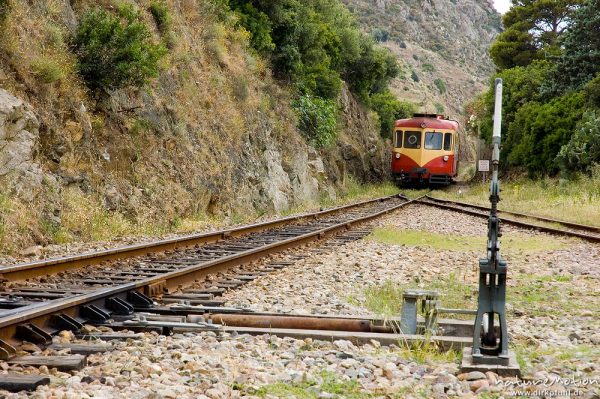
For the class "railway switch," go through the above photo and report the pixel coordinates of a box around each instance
[462,78,520,376]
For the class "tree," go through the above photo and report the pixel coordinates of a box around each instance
[544,0,600,94]
[489,0,581,70]
[507,92,584,175]
[557,111,600,174]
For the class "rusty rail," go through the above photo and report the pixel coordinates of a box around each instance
[0,194,403,281]
[0,195,419,347]
[419,195,600,242]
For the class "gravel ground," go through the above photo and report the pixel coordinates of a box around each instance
[1,204,598,398]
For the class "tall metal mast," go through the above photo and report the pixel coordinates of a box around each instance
[472,78,509,363]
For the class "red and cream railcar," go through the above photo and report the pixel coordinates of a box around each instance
[391,113,459,185]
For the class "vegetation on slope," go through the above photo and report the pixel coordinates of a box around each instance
[471,0,600,176]
[224,0,414,139]
[0,0,388,252]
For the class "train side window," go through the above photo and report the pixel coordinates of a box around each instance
[404,131,421,149]
[424,132,442,150]
[395,131,403,148]
[444,133,452,151]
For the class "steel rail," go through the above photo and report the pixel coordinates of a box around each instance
[0,194,403,281]
[0,196,420,345]
[425,195,600,233]
[418,196,600,242]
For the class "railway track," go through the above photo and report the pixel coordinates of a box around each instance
[418,195,600,242]
[0,194,416,356]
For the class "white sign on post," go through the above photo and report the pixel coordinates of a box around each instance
[478,160,490,172]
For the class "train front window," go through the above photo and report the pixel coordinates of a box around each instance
[444,133,452,150]
[395,131,403,148]
[403,131,421,149]
[424,132,442,150]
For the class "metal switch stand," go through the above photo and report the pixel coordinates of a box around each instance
[461,78,520,376]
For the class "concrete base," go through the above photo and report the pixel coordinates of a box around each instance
[461,347,521,378]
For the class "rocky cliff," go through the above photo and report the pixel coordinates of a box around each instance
[0,1,388,251]
[342,0,501,118]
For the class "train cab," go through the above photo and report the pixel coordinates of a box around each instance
[391,113,459,185]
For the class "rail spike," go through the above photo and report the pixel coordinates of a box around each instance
[470,78,513,369]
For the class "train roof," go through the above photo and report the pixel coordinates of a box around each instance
[395,113,459,130]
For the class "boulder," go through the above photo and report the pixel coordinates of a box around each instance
[0,88,44,201]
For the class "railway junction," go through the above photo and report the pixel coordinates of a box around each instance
[0,188,597,397]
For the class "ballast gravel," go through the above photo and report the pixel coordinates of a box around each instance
[1,204,598,398]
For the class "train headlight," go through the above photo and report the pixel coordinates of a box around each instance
[443,155,449,162]
[395,153,401,159]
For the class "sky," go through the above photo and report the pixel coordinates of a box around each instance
[493,0,511,13]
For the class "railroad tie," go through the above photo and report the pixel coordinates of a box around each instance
[0,374,51,392]
[7,355,87,372]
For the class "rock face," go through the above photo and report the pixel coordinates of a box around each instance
[0,88,44,201]
[342,0,501,118]
[0,1,389,249]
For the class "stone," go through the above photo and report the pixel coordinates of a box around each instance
[0,88,45,202]
[20,245,42,258]
[21,342,42,353]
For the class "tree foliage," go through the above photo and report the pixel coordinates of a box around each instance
[370,91,415,138]
[226,0,398,101]
[489,0,580,70]
[74,5,167,92]
[223,0,404,141]
[544,0,600,94]
[476,0,599,176]
[506,92,584,175]
[557,111,600,174]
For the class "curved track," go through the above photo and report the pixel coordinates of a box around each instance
[0,194,416,353]
[419,195,600,242]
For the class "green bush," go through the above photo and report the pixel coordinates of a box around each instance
[557,111,600,174]
[422,63,435,72]
[74,5,167,92]
[370,91,415,138]
[411,70,419,82]
[149,1,171,34]
[434,78,446,94]
[507,92,585,175]
[293,95,338,147]
[227,0,397,101]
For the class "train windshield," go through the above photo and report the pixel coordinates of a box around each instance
[424,132,443,150]
[403,131,421,149]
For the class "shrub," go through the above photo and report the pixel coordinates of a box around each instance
[149,1,171,34]
[370,91,416,138]
[411,70,419,82]
[422,63,435,72]
[74,5,167,92]
[557,111,600,174]
[31,58,64,84]
[372,28,389,42]
[292,95,338,147]
[434,102,445,114]
[434,78,446,94]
